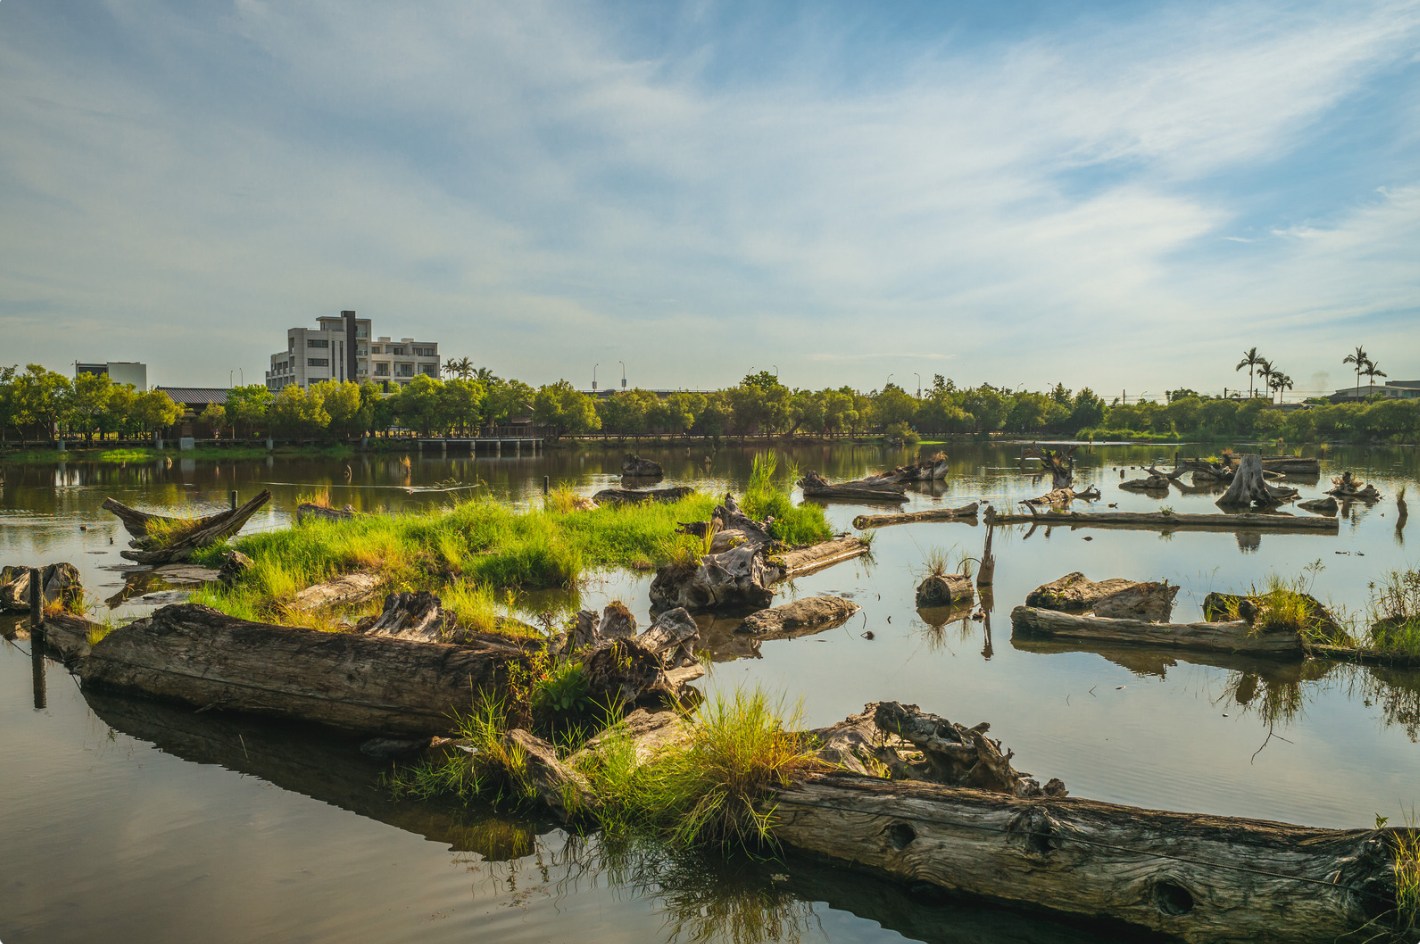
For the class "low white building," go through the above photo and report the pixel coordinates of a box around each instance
[75,361,147,390]
[266,311,439,391]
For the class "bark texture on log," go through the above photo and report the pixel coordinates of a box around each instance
[852,502,978,530]
[75,604,528,736]
[985,506,1338,533]
[591,486,694,505]
[501,728,594,818]
[355,591,537,647]
[1011,605,1304,656]
[0,562,83,612]
[769,773,1400,944]
[218,550,253,586]
[768,536,870,579]
[296,503,356,524]
[737,595,860,639]
[1025,573,1177,622]
[580,606,703,710]
[291,571,383,612]
[1022,485,1101,506]
[915,573,973,608]
[103,490,271,564]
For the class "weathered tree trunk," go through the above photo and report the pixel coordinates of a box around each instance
[1297,496,1339,516]
[1023,486,1101,506]
[737,595,860,639]
[769,773,1401,944]
[1026,572,1177,622]
[985,505,1338,533]
[0,562,83,612]
[1217,455,1297,509]
[852,502,978,529]
[59,603,529,736]
[591,485,693,505]
[1011,605,1304,656]
[103,490,272,564]
[915,573,973,608]
[501,728,594,818]
[1119,470,1172,491]
[768,536,870,579]
[976,521,996,588]
[355,591,537,646]
[291,571,383,612]
[798,471,908,503]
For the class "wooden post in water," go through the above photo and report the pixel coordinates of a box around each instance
[29,567,46,710]
[543,476,550,495]
[230,490,238,511]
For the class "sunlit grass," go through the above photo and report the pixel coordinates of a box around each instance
[742,452,832,546]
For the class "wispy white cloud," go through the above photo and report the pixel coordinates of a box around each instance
[0,0,1416,392]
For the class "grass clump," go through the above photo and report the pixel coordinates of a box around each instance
[743,452,832,547]
[1366,570,1420,658]
[582,690,826,850]
[141,515,202,548]
[1395,826,1420,933]
[387,694,536,806]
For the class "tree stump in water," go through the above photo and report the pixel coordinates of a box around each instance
[1326,471,1381,502]
[1297,496,1338,516]
[621,454,664,479]
[0,562,83,613]
[1026,573,1176,622]
[737,595,860,639]
[1216,455,1296,508]
[915,573,973,608]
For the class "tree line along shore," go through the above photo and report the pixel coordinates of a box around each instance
[3,364,1418,451]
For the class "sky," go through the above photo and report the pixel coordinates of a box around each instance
[1,0,1417,399]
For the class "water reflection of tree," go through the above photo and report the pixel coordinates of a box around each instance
[1350,664,1420,742]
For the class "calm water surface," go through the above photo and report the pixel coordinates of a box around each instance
[2,442,1418,943]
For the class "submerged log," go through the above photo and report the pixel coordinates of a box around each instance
[62,603,529,736]
[737,595,860,639]
[798,471,908,503]
[591,485,694,505]
[0,562,83,613]
[1217,455,1297,509]
[1011,605,1304,656]
[852,502,979,530]
[769,772,1401,944]
[1297,496,1339,516]
[984,505,1338,534]
[103,490,272,564]
[1201,591,1346,642]
[621,454,664,479]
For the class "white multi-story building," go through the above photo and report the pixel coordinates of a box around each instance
[265,311,439,391]
[75,361,147,390]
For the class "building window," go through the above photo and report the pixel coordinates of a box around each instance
[308,338,329,348]
[308,358,329,367]
[413,347,436,357]
[374,363,389,376]
[370,345,382,354]
[422,365,439,377]
[396,363,414,377]
[391,346,406,355]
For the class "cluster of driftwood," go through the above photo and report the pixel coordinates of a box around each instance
[649,494,868,612]
[102,491,271,564]
[798,453,949,503]
[986,503,1339,534]
[1,563,83,613]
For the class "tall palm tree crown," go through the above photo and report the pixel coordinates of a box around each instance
[1235,347,1262,398]
[1342,346,1370,398]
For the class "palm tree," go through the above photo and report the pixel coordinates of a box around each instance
[1342,346,1370,399]
[1362,359,1387,395]
[1253,358,1273,400]
[1268,371,1293,404]
[442,357,474,380]
[1235,347,1263,398]
[474,367,496,385]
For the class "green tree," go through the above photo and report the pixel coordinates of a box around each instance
[12,364,72,443]
[393,374,443,435]
[312,380,367,439]
[437,378,484,435]
[0,365,17,445]
[1342,346,1370,399]
[1235,347,1263,399]
[226,385,274,437]
[269,384,329,437]
[65,371,115,442]
[133,389,183,434]
[534,380,600,438]
[200,402,227,436]
[871,384,917,431]
[1361,359,1387,395]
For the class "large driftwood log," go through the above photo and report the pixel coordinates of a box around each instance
[0,562,83,612]
[296,502,356,524]
[737,595,860,639]
[60,603,529,736]
[984,505,1338,534]
[1217,455,1297,509]
[591,485,694,505]
[798,471,908,503]
[769,773,1402,944]
[356,591,537,646]
[1297,496,1339,516]
[768,535,870,579]
[1025,572,1177,622]
[103,490,272,564]
[852,502,978,530]
[1011,605,1304,656]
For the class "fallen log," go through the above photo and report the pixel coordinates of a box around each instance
[0,562,83,612]
[1010,605,1304,656]
[591,485,694,505]
[1297,496,1339,516]
[737,595,860,639]
[51,603,529,736]
[984,505,1339,534]
[798,471,907,503]
[852,502,979,530]
[768,535,870,579]
[356,591,538,646]
[1022,485,1100,506]
[915,573,973,608]
[1025,572,1177,622]
[769,772,1402,944]
[581,607,704,709]
[1260,456,1321,475]
[291,571,383,612]
[296,502,356,524]
[103,490,272,564]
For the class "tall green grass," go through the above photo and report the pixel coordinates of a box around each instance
[1366,570,1420,659]
[742,452,832,546]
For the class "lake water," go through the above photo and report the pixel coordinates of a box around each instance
[2,441,1418,943]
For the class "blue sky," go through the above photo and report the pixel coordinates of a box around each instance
[2,0,1417,397]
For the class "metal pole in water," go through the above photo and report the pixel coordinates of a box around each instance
[29,567,46,710]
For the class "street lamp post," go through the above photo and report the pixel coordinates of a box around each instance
[914,372,922,399]
[592,363,599,392]
[619,360,627,390]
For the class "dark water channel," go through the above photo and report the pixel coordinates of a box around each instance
[2,442,1418,943]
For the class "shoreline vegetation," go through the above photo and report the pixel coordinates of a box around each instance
[4,365,1420,459]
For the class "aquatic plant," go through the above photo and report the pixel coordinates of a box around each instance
[387,694,534,805]
[742,452,832,546]
[1367,570,1420,658]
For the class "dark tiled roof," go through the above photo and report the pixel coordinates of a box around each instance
[155,386,230,406]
